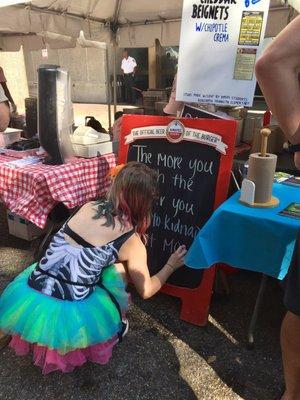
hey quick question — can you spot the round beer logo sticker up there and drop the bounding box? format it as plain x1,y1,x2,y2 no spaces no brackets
166,120,185,143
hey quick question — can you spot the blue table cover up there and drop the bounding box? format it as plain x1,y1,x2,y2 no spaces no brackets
185,184,300,280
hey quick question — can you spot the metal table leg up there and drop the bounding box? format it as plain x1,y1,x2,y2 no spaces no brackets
231,170,241,191
247,274,268,349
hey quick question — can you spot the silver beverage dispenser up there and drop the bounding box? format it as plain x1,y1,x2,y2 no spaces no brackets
38,65,74,165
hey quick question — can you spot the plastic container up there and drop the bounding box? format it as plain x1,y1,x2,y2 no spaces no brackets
72,141,113,158
0,128,22,148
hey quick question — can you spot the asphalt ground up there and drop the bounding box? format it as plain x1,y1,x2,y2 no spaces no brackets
0,204,285,400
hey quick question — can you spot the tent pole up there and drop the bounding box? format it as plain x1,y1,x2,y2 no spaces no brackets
112,0,122,117
113,41,117,116
105,44,112,132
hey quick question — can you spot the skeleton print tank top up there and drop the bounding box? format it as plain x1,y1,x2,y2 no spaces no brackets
28,222,134,301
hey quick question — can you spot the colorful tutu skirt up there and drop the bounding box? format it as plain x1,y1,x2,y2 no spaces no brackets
0,264,129,374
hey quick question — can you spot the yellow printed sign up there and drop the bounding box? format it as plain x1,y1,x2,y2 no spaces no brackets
239,11,264,46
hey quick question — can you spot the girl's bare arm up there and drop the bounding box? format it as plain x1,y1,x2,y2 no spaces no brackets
120,236,186,299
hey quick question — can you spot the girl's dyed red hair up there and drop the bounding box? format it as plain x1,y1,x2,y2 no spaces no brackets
108,162,158,237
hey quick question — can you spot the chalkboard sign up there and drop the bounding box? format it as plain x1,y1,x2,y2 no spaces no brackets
127,139,220,288
119,115,236,323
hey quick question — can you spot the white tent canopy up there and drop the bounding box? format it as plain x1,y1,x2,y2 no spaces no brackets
0,0,298,127
0,0,298,51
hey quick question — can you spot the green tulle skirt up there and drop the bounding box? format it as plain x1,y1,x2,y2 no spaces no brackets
0,263,129,355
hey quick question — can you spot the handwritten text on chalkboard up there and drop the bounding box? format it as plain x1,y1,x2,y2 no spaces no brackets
128,139,220,288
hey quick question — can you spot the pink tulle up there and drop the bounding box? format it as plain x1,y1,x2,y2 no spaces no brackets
10,334,119,374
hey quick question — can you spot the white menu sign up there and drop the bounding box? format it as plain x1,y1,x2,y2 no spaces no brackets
177,0,270,107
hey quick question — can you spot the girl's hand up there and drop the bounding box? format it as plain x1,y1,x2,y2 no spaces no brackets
167,245,187,271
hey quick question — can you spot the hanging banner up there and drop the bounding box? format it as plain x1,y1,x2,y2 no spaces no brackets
177,0,270,107
124,121,228,154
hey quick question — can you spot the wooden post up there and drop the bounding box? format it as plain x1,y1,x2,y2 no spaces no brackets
148,46,156,89
148,39,163,89
260,128,271,157
155,39,163,89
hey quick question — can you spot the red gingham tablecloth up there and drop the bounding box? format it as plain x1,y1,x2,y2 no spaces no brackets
0,153,116,228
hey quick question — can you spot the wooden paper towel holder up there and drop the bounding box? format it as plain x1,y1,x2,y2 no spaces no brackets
239,128,279,208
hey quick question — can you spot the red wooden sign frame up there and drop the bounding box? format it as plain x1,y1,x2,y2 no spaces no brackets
119,115,236,326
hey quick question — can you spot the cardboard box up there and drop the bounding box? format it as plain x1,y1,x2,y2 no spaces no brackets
242,117,262,143
143,89,168,100
7,211,44,241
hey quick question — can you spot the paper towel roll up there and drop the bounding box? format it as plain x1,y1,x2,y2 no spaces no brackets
247,153,277,203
